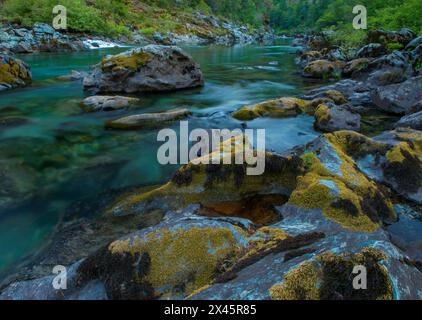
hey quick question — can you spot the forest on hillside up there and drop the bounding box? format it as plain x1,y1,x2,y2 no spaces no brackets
1,0,421,37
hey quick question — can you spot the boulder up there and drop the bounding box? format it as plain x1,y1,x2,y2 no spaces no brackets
83,45,204,94
81,95,139,112
356,43,386,58
105,108,191,130
371,76,422,114
0,54,32,91
302,59,341,79
342,58,370,77
395,110,422,131
314,103,361,132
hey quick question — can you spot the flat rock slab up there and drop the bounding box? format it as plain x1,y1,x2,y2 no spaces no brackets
105,108,191,130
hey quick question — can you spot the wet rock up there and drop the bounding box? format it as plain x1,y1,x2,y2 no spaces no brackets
314,103,361,132
295,51,322,67
371,76,422,114
231,97,309,121
367,29,416,47
0,54,32,91
105,108,191,130
83,45,204,94
302,59,341,79
342,58,371,77
395,110,422,131
356,43,386,58
81,95,139,112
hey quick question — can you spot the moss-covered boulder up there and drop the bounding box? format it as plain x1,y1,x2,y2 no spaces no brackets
108,136,304,217
231,97,309,121
302,59,342,79
83,45,204,94
74,213,292,299
269,248,393,300
0,54,32,91
289,131,396,232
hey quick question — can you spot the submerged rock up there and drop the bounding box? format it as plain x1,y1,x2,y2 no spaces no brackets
81,95,139,112
0,54,32,91
314,103,361,132
105,108,191,130
83,45,204,94
57,70,88,81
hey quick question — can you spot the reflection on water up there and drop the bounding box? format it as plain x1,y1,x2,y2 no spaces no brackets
0,41,319,276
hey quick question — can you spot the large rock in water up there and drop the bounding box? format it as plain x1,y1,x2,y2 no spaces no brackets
83,45,204,94
371,76,422,114
0,54,32,91
81,95,139,112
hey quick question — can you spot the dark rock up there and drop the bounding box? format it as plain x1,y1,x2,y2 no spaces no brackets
356,43,386,58
394,110,422,131
371,76,422,114
83,45,204,94
314,103,361,132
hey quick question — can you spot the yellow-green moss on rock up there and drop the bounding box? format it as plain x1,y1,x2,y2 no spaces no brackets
108,136,304,216
0,55,32,87
288,131,395,232
231,97,309,121
270,248,393,300
101,51,151,72
108,227,241,297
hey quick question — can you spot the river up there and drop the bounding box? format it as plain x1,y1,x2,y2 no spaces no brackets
0,40,321,277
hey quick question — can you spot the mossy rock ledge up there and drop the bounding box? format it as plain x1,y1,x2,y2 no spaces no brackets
83,45,204,94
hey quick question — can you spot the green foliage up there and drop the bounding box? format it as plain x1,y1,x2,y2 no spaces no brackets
270,0,422,34
1,0,421,37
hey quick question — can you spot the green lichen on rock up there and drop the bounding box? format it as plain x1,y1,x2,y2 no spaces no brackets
108,227,241,297
101,51,151,72
314,104,331,126
231,97,309,121
270,248,393,300
0,54,32,87
384,141,422,195
289,131,395,232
